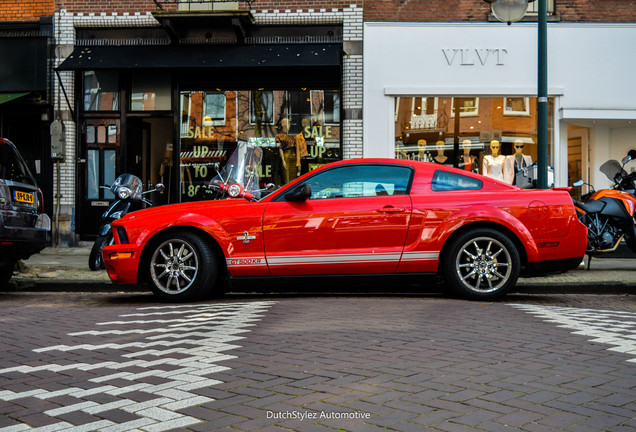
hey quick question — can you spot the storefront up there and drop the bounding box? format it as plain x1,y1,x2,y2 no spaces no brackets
364,22,636,193
0,18,53,217
57,15,344,239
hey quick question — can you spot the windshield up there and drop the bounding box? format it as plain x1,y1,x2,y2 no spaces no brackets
212,141,263,197
0,141,36,186
599,159,625,183
110,173,143,200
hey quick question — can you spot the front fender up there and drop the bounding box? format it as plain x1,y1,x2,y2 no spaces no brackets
434,206,540,263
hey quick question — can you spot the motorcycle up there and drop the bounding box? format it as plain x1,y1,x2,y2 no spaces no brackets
88,174,164,270
573,149,636,267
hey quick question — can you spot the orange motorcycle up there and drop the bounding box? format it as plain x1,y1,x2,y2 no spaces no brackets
573,150,636,264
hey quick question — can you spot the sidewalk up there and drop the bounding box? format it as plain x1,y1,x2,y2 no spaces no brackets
6,246,636,294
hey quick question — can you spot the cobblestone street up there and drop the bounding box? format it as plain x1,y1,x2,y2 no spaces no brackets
0,292,635,431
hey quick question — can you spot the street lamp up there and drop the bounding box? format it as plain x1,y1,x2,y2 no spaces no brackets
484,0,549,189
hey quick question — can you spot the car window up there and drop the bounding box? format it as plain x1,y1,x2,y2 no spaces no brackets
431,170,482,191
303,164,412,199
0,142,36,186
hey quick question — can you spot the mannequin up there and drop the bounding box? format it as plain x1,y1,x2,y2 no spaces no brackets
433,140,448,165
276,118,296,183
416,139,428,161
294,118,310,169
482,140,506,181
504,139,533,184
458,139,478,173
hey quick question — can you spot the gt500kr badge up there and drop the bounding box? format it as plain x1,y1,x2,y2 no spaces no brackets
237,231,256,244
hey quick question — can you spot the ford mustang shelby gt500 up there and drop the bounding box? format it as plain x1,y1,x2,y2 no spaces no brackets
103,159,586,301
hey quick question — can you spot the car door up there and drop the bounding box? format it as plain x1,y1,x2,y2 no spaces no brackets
262,163,413,275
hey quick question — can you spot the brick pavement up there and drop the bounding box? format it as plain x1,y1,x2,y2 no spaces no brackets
0,293,635,431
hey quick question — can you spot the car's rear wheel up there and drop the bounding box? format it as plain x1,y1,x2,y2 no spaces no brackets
443,228,520,300
146,231,217,302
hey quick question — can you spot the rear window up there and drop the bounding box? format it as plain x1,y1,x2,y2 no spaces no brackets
432,171,482,191
0,141,36,186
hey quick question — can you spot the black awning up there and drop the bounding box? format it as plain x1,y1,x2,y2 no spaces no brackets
57,43,342,70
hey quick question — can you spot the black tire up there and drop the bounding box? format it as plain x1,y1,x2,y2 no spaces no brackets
146,231,217,302
0,263,14,288
88,234,111,271
442,228,520,300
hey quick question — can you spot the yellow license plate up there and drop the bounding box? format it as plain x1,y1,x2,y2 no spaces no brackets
14,191,34,204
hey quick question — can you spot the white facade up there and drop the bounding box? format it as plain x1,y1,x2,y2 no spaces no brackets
364,22,636,187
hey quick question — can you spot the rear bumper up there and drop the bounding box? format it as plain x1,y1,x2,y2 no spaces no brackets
0,225,50,265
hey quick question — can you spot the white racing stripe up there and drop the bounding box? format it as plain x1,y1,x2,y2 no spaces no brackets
226,251,440,268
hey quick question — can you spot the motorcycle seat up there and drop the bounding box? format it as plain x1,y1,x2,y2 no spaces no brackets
577,198,605,214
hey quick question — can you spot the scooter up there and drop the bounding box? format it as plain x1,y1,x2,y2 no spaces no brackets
573,149,636,268
88,174,164,270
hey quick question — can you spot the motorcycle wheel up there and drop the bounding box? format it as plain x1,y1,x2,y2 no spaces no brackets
89,234,111,271
442,228,520,300
146,231,217,302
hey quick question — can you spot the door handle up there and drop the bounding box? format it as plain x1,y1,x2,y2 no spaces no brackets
376,206,405,213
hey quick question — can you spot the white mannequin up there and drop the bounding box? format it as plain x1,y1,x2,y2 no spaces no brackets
482,140,506,181
504,139,533,184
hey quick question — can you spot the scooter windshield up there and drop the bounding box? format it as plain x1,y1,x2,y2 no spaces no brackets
110,173,143,201
213,141,263,196
599,160,626,183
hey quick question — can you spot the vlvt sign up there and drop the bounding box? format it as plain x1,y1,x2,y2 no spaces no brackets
442,48,508,66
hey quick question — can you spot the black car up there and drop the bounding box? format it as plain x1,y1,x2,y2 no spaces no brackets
0,138,50,285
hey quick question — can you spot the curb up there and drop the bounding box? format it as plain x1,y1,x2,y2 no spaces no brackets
5,279,636,295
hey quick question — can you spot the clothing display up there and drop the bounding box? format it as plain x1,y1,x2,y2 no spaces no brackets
504,153,533,185
482,154,506,182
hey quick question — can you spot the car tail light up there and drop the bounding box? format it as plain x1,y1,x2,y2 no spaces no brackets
37,188,44,213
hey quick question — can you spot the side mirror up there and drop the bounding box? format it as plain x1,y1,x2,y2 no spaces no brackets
573,180,585,187
285,184,312,201
265,183,276,191
156,183,165,193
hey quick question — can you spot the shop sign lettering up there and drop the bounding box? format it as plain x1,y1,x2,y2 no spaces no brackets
304,125,332,139
188,126,216,139
442,48,507,66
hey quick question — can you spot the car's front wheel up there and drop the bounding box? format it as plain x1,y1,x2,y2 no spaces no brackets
443,228,520,300
146,231,217,302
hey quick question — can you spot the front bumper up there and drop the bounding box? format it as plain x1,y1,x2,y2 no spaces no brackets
102,244,141,284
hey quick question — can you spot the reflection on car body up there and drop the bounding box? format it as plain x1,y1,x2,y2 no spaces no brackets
103,158,587,302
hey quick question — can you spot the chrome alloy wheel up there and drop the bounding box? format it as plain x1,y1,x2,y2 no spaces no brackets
455,236,512,294
150,239,199,295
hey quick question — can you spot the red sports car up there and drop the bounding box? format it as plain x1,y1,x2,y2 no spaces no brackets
103,159,587,301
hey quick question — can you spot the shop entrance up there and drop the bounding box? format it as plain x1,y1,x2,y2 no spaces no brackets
79,117,173,239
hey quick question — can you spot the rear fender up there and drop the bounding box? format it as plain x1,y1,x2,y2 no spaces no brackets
434,206,540,263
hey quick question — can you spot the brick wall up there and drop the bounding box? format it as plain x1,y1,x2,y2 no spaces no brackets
364,0,636,22
0,0,53,21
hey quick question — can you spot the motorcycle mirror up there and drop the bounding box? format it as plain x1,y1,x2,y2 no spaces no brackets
213,162,220,173
156,183,165,193
573,180,585,187
265,183,276,191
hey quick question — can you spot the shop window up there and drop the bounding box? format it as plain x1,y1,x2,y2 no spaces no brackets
321,90,341,124
250,90,274,124
179,88,342,202
131,72,171,111
393,95,554,187
84,71,119,111
203,92,226,126
504,97,530,116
